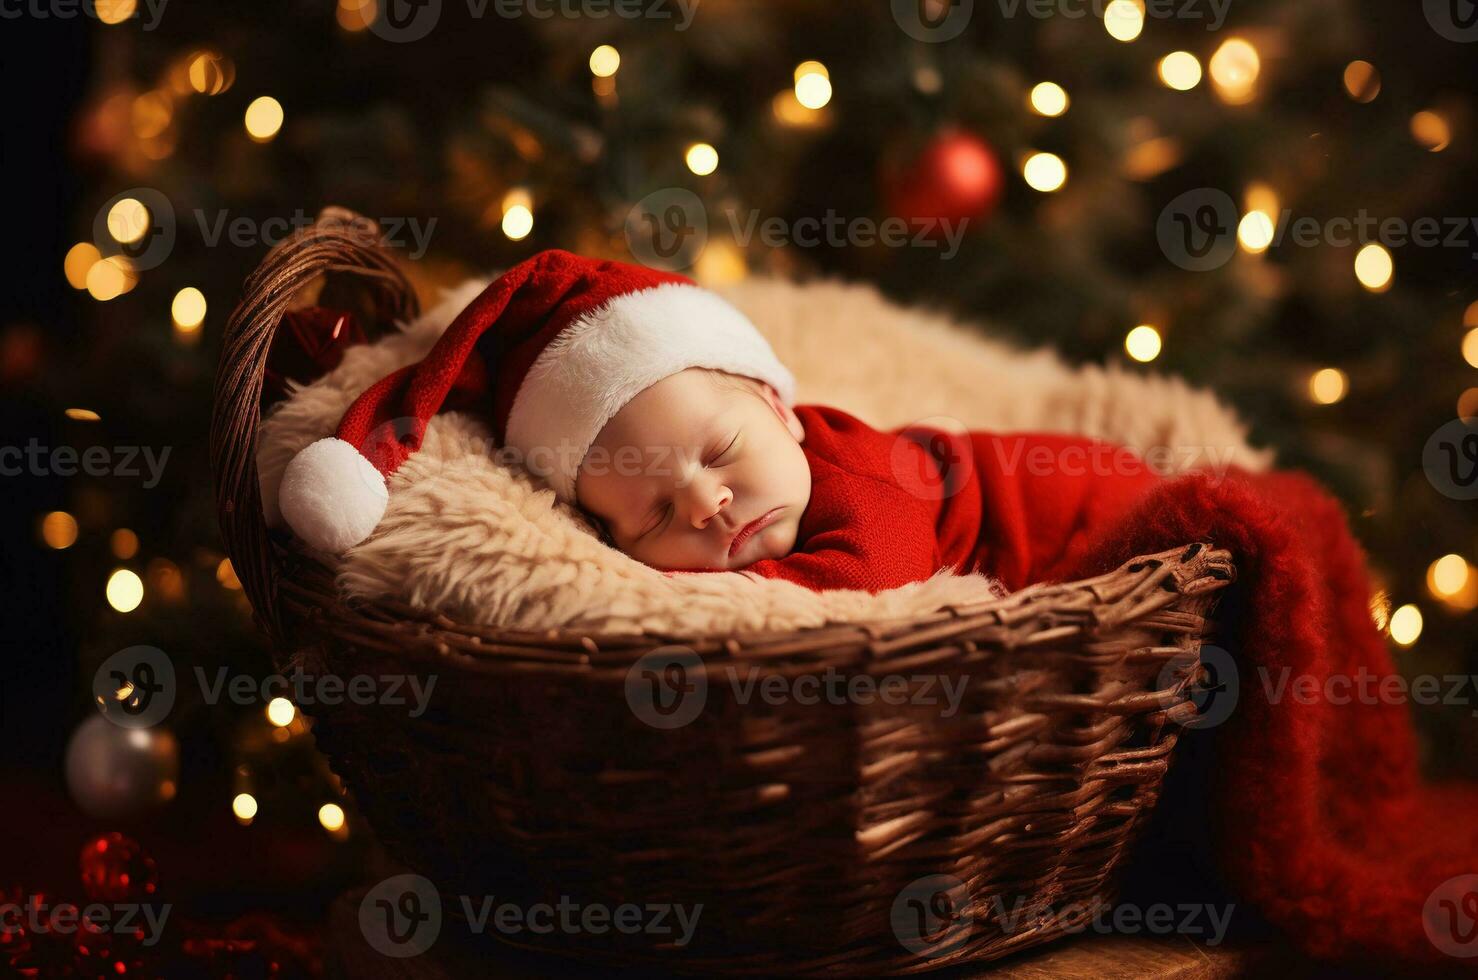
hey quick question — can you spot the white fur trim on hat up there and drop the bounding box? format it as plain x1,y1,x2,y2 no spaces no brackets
278,437,389,552
503,282,795,502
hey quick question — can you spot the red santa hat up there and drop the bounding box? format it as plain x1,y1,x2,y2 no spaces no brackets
277,249,796,552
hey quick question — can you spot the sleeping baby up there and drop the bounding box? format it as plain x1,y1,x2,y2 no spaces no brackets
279,250,1165,594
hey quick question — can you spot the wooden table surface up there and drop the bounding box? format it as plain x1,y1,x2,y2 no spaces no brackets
324,887,1323,980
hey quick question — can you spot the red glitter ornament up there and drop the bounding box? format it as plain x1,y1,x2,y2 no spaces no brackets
79,833,158,904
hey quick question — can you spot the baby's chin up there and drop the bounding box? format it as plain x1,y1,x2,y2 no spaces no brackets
728,515,799,568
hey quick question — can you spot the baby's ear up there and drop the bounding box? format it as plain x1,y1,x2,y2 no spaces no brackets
760,382,804,442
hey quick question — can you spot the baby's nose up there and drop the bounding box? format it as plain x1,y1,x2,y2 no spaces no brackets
689,481,734,529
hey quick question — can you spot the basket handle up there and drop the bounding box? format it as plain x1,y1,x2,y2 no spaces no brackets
209,207,421,644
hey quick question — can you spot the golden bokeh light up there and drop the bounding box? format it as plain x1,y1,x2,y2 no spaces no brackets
1125,324,1162,363
1342,60,1380,103
107,198,150,245
1308,367,1348,405
172,287,207,333
1463,327,1478,369
1388,603,1422,646
85,256,138,302
244,96,284,142
96,0,136,24
1029,82,1069,117
111,528,139,559
1427,554,1471,598
1209,38,1260,105
685,142,719,176
232,793,258,824
1410,110,1451,152
336,0,376,31
1158,51,1202,91
1103,0,1144,41
1354,243,1393,292
267,698,296,728
318,802,347,832
1022,152,1067,192
216,558,242,590
187,51,235,95
106,568,145,613
41,511,79,550
589,44,620,78
794,70,833,110
64,242,102,290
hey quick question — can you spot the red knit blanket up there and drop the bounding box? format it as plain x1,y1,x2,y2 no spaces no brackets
1049,465,1478,970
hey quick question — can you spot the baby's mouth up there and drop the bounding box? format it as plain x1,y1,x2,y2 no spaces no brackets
728,508,781,557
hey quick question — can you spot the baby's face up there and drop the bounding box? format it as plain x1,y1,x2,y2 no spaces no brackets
575,368,810,571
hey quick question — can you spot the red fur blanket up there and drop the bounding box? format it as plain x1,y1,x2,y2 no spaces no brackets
1052,465,1478,970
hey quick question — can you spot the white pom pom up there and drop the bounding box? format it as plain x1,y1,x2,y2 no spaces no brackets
278,438,388,552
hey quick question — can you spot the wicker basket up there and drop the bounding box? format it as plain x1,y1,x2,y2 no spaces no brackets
210,209,1237,976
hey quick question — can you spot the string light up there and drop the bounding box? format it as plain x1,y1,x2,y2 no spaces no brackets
1022,152,1067,192
336,0,376,32
1124,324,1162,362
1209,38,1259,105
85,256,138,302
64,242,101,290
794,61,832,110
41,511,79,550
267,698,296,727
318,803,347,833
1158,51,1202,90
500,188,534,241
106,568,145,613
1342,61,1380,103
232,793,258,824
216,558,242,590
65,407,101,421
107,198,150,245
1428,554,1471,598
1354,243,1393,292
186,50,235,95
95,0,136,24
685,142,719,176
1410,110,1451,152
589,44,620,78
1388,603,1422,646
1462,327,1478,369
1029,82,1069,117
111,529,140,559
172,287,207,335
1103,0,1144,42
1308,367,1348,405
244,96,284,142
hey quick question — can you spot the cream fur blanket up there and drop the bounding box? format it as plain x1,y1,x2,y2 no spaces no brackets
257,275,1273,635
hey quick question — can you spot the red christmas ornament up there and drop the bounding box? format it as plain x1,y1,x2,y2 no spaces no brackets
882,128,1005,225
79,833,158,904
